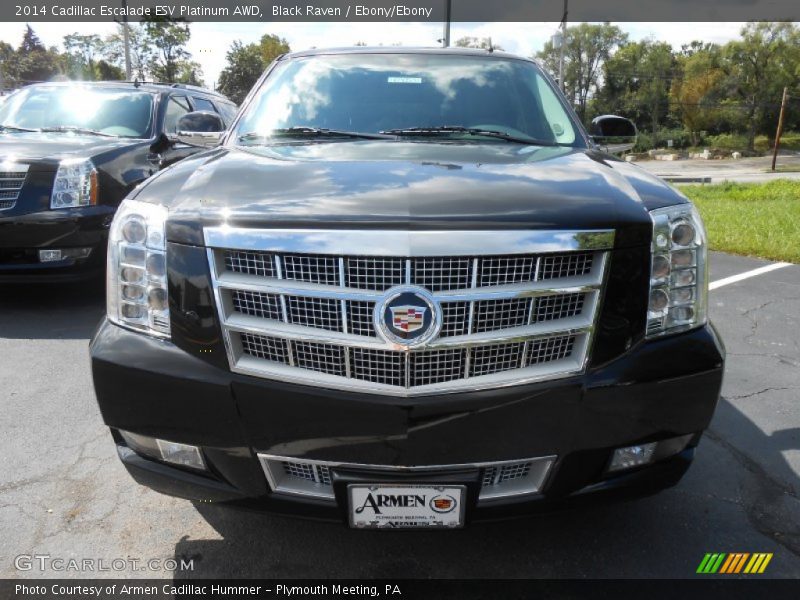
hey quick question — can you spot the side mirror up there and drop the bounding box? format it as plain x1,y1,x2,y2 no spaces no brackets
173,111,225,148
590,115,637,154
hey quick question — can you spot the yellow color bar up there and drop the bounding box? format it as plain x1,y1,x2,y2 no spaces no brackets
758,554,773,574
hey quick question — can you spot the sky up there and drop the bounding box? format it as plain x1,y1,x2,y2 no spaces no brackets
0,21,747,88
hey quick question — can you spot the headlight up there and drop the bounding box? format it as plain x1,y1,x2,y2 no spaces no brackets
50,158,98,208
647,203,708,338
107,199,170,338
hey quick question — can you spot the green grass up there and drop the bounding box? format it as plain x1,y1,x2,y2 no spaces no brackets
678,180,800,263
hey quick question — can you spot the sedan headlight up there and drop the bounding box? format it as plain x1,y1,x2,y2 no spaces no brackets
107,199,170,338
647,203,708,337
50,158,98,208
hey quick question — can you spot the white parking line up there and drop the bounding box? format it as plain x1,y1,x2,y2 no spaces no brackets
710,262,793,290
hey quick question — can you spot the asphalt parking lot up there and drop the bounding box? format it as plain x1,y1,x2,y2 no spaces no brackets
1,251,798,579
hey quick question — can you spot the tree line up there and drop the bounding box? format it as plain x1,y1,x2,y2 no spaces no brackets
0,22,204,89
3,22,798,152
537,21,800,151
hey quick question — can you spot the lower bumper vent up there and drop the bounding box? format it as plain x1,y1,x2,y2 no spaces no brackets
259,454,555,505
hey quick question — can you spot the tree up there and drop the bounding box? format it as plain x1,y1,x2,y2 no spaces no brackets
95,60,125,81
63,33,103,80
217,34,290,103
721,21,800,151
454,37,504,51
142,18,191,82
174,61,205,86
670,46,725,146
105,23,154,81
596,40,676,140
537,23,627,121
3,25,63,85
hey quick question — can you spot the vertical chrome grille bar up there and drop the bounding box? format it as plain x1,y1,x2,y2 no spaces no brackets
405,259,411,285
338,257,351,377
274,255,295,367
464,258,480,378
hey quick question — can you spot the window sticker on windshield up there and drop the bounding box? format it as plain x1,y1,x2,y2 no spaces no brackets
388,77,422,84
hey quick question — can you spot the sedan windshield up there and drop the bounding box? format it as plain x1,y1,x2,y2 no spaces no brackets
233,53,581,146
0,86,154,138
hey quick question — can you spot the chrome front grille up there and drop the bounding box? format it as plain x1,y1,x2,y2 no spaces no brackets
226,250,595,290
260,454,556,504
0,164,29,210
207,229,612,396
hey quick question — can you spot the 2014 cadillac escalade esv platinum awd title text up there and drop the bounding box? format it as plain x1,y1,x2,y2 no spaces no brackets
90,48,725,528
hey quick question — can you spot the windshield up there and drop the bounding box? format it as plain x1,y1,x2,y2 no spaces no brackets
0,86,154,138
233,53,581,146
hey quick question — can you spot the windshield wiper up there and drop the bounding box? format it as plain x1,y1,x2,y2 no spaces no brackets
380,126,557,146
238,126,395,142
0,124,38,133
38,126,116,137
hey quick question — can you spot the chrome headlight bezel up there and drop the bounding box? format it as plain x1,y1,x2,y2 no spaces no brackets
107,199,170,339
50,158,98,209
647,203,708,338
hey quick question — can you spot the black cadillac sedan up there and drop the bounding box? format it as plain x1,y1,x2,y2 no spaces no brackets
0,81,236,282
90,48,725,528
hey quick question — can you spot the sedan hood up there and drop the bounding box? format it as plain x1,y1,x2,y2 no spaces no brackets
142,141,681,248
0,131,138,165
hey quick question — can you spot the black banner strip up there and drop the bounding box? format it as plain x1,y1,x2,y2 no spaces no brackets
4,0,800,23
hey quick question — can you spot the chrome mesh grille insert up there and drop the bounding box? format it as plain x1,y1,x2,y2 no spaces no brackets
0,166,29,211
292,340,346,376
209,229,611,396
534,292,585,322
347,300,377,337
482,461,532,486
440,301,470,337
470,342,527,377
346,257,405,290
240,333,287,363
479,255,537,286
473,298,531,333
286,295,341,332
261,455,555,504
231,290,282,321
412,257,473,291
410,348,467,387
539,251,593,280
528,335,575,364
350,348,405,387
282,254,339,285
225,250,275,277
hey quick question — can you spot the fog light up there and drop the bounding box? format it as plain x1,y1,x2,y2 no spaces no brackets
39,249,63,262
609,442,657,472
156,439,206,470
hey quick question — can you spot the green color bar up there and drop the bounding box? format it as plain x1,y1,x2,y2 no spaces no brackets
710,553,727,573
696,554,714,573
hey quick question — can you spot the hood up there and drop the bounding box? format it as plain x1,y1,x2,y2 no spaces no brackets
141,141,680,248
0,131,140,165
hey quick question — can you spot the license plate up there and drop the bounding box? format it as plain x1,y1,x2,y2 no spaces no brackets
348,484,465,529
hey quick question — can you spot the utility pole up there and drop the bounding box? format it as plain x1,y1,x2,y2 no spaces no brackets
558,0,568,92
771,87,788,172
122,0,132,80
442,0,451,48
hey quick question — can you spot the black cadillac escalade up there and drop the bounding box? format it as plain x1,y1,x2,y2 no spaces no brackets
0,81,236,282
90,48,725,528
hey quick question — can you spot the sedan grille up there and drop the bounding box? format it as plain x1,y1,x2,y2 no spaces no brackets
208,229,611,396
0,164,29,211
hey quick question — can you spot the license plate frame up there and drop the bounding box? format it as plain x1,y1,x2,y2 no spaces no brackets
348,484,466,529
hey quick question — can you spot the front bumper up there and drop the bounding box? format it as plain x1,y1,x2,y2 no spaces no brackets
90,319,725,523
0,205,115,282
